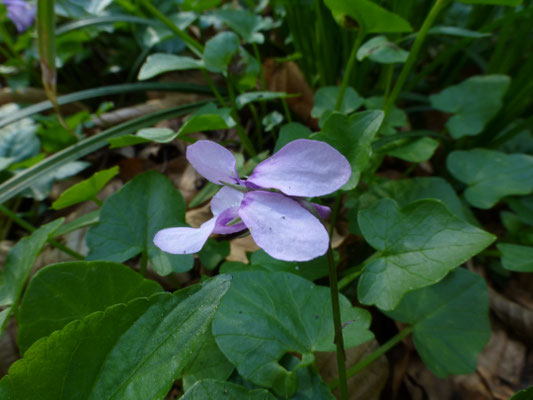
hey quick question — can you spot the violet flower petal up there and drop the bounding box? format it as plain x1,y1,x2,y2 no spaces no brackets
238,191,329,261
247,139,351,197
312,203,331,219
154,217,217,254
3,0,35,32
211,186,244,215
186,140,239,185
212,207,246,234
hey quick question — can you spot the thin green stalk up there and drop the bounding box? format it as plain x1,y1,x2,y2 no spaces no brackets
0,204,84,260
335,27,366,111
281,99,292,123
252,42,268,118
226,79,256,156
327,245,348,400
330,326,414,389
201,70,228,108
91,196,103,207
248,103,263,150
140,250,148,277
338,252,380,290
383,0,452,116
328,191,343,238
139,0,204,57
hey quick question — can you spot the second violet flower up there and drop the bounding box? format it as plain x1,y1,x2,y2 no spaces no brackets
154,139,351,261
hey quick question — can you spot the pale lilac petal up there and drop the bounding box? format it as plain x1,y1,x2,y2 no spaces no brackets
238,191,329,261
247,139,351,197
211,186,244,215
186,140,239,185
213,207,247,234
154,218,217,254
312,203,331,219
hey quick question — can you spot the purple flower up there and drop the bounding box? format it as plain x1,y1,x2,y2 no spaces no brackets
2,0,36,32
154,139,351,261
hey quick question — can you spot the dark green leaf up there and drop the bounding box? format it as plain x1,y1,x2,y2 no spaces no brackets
178,103,236,136
210,8,272,44
274,123,312,153
203,31,240,74
86,171,194,275
311,86,364,125
429,75,510,139
428,26,491,38
262,111,284,132
357,198,495,310
447,149,533,209
0,276,231,400
363,96,407,135
497,243,533,272
236,91,294,110
198,239,230,270
181,379,276,399
108,135,151,149
138,53,203,80
357,36,409,64
386,268,490,377
54,210,100,237
458,0,521,5
510,386,533,400
0,104,39,171
213,271,372,397
17,261,162,353
381,136,439,162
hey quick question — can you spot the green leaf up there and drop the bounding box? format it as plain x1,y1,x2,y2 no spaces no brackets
428,26,491,38
107,135,151,149
274,123,312,153
315,111,384,190
311,86,364,126
198,239,230,270
363,96,407,135
323,0,412,33
236,91,294,110
137,128,177,143
262,111,284,132
212,271,373,398
0,219,63,336
381,136,439,162
511,386,533,400
458,0,521,5
182,334,234,391
357,35,409,64
497,243,533,272
86,171,194,275
203,31,240,74
17,261,162,353
178,103,236,136
54,210,100,237
357,198,495,310
52,166,119,209
0,276,231,400
507,196,533,226
210,8,273,44
447,149,533,209
138,53,203,80
182,0,221,11
181,379,276,399
386,268,490,377
429,75,510,139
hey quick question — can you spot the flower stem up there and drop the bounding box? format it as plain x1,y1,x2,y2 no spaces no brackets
327,244,348,400
226,78,257,156
383,0,452,116
335,27,366,111
329,325,414,389
0,204,84,260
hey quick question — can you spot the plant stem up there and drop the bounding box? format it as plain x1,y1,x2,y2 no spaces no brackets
328,191,343,238
140,250,148,277
335,27,366,111
327,244,348,400
338,252,381,290
0,204,84,260
226,79,257,156
383,0,452,116
139,0,204,58
330,325,414,389
201,70,228,108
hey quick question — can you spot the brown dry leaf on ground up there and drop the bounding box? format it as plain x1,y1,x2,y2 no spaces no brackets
316,339,389,400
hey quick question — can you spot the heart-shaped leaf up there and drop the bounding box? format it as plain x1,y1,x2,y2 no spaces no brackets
274,123,312,153
497,243,533,272
0,219,63,336
357,198,495,310
203,31,240,74
429,75,510,139
181,379,276,399
386,268,490,377
311,86,364,126
447,149,533,209
138,53,203,80
316,111,384,190
86,171,194,275
212,271,373,397
178,103,236,137
17,261,163,353
210,8,274,44
380,136,439,162
0,275,231,400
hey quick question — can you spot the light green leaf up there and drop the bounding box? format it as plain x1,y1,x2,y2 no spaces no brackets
213,271,373,398
107,135,151,149
447,149,533,209
181,379,276,399
233,47,260,91
17,261,162,353
182,334,234,391
357,35,409,64
429,26,491,38
274,123,312,153
0,276,231,400
311,86,364,126
0,219,63,337
315,111,384,190
381,136,439,162
429,75,510,139
363,96,407,135
137,127,177,143
458,0,521,5
497,243,533,272
357,198,495,310
386,268,490,377
324,0,412,33
262,111,284,132
52,166,119,209
24,161,89,201
198,239,230,270
236,91,293,110
178,103,236,136
138,53,203,81
203,31,240,74
510,386,533,400
54,210,100,237
210,8,272,44
86,171,194,275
